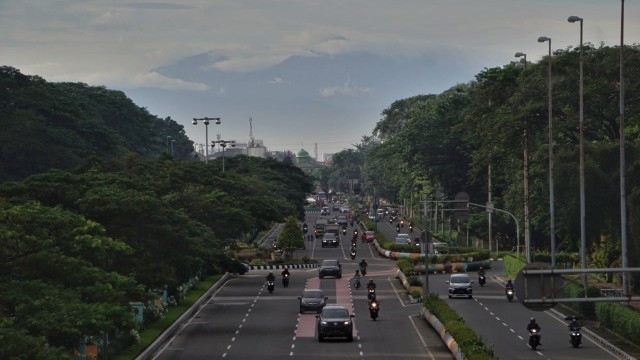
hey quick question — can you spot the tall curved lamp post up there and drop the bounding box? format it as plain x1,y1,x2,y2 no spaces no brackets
568,15,587,288
192,117,221,164
538,36,555,266
515,51,529,261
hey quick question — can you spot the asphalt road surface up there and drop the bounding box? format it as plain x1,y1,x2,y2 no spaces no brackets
151,210,453,359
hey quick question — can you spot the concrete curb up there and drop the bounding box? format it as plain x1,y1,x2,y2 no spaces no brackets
420,307,465,360
249,263,319,270
397,270,464,359
547,308,637,360
135,273,230,360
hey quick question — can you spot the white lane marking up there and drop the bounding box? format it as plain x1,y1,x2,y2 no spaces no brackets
409,315,437,360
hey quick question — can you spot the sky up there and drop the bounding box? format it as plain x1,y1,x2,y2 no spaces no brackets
2,0,639,156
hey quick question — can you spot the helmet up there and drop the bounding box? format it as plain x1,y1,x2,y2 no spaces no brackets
530,317,536,322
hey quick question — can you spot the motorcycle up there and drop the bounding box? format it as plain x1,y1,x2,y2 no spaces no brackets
369,300,379,320
282,274,290,288
400,220,404,228
396,225,400,233
354,278,361,290
267,280,275,293
360,267,367,277
566,316,582,348
506,288,514,302
528,329,541,350
479,274,486,286
389,217,394,224
342,227,347,235
367,288,376,300
350,249,357,260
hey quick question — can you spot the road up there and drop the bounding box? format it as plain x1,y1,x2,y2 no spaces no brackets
374,214,626,360
150,210,453,359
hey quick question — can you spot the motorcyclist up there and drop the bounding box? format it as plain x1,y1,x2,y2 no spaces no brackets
505,279,514,290
367,279,376,290
396,223,400,233
302,222,308,233
527,317,542,344
266,272,275,282
359,259,368,271
568,316,581,331
353,270,361,289
478,266,486,277
281,267,290,278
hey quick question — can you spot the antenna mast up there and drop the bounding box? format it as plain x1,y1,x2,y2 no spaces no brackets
249,117,255,147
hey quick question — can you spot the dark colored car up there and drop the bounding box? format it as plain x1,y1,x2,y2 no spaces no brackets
299,289,328,313
321,233,339,248
316,305,354,342
319,259,342,279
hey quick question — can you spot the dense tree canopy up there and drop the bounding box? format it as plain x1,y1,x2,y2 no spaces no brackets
0,65,314,357
326,44,640,287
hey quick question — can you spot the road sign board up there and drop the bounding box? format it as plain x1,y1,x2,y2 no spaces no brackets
514,262,563,311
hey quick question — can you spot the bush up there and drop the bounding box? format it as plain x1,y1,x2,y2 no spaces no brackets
423,293,493,359
596,302,640,341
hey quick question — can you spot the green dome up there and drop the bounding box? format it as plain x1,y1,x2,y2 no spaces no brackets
297,148,310,158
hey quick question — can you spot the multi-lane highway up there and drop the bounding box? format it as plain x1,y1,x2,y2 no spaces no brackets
149,210,626,359
374,216,627,360
150,211,453,359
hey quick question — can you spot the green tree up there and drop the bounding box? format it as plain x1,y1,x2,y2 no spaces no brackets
277,216,304,259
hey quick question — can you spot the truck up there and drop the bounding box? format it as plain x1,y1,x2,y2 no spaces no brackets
324,224,341,244
314,218,328,237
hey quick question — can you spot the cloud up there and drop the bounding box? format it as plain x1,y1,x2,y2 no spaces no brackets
267,77,289,84
319,80,370,97
131,71,209,90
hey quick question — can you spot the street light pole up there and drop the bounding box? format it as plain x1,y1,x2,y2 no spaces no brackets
192,117,221,164
538,36,556,267
515,51,529,261
568,15,587,289
620,0,629,296
166,136,171,154
171,139,176,157
212,138,236,172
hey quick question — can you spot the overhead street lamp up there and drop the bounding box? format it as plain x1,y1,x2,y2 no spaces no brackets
514,52,527,69
538,36,556,267
192,117,221,164
568,15,587,288
515,51,530,262
619,0,629,296
212,138,236,172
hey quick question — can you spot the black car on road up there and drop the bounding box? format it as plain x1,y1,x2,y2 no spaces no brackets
299,289,328,313
318,259,342,278
316,305,354,342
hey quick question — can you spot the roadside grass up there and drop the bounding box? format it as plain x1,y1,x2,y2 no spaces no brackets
114,275,222,360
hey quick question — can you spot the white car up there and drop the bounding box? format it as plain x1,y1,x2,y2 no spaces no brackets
447,273,473,299
395,234,411,244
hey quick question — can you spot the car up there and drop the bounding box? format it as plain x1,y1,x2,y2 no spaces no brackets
316,305,354,342
299,289,328,313
332,203,341,211
340,206,350,213
447,273,473,299
321,233,339,248
320,207,330,216
362,231,375,243
394,234,411,244
319,259,342,278
336,215,348,226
